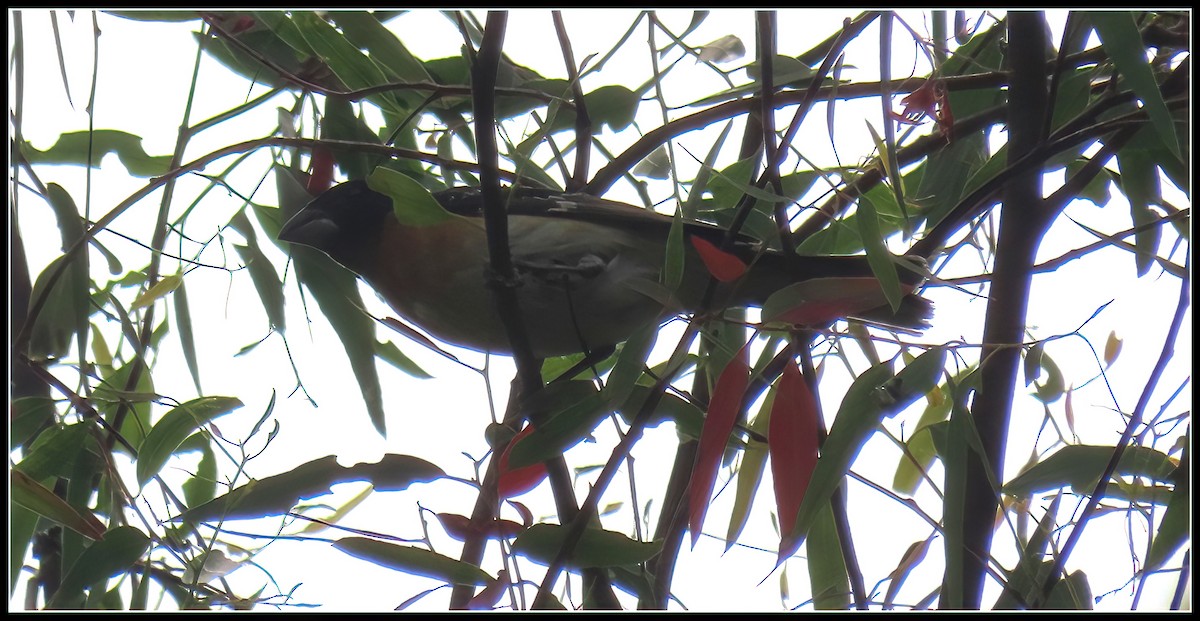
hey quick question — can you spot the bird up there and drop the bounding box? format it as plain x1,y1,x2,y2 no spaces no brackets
277,179,932,358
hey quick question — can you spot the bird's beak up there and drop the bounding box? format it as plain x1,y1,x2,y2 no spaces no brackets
277,208,336,249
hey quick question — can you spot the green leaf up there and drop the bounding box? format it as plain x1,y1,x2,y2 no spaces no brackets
855,195,903,312
136,396,244,488
233,241,286,330
375,340,434,379
10,469,107,541
278,168,388,436
333,537,492,586
995,493,1061,609
10,503,39,595
725,389,772,549
49,526,150,609
1031,350,1065,403
599,324,657,407
176,454,445,522
289,12,405,116
785,347,945,550
892,385,952,494
708,156,788,209
333,12,433,107
20,130,172,177
1003,444,1177,498
1044,570,1093,610
938,370,983,609
27,252,91,360
181,433,219,509
807,502,850,610
130,272,182,310
617,385,706,439
1145,439,1188,570
509,392,607,469
172,279,203,394
1114,147,1162,276
9,396,57,451
15,421,100,481
368,167,454,226
1065,159,1113,207
1090,12,1181,158
581,84,639,132
512,523,661,568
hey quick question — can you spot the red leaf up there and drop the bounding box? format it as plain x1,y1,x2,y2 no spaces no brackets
506,500,534,527
892,78,952,140
435,512,477,541
769,362,820,561
498,425,549,498
688,342,751,547
690,235,748,282
436,513,527,542
306,147,335,195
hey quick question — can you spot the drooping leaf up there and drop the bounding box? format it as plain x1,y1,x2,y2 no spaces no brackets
10,469,107,541
892,384,952,495
1090,12,1181,158
806,502,849,610
1145,440,1188,571
855,195,903,312
497,425,550,499
278,168,388,436
172,279,203,394
16,422,99,482
289,12,407,116
770,362,819,561
688,342,751,547
27,253,91,360
725,393,772,550
233,241,286,330
884,533,936,609
508,392,607,469
1114,147,1162,276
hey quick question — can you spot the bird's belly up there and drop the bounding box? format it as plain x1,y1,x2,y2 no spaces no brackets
373,265,669,358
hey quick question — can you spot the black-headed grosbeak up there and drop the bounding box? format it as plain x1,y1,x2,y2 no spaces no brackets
278,179,931,358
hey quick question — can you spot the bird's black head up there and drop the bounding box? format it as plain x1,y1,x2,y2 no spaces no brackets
278,179,394,274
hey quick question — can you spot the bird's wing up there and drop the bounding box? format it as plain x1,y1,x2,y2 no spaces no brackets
433,186,755,247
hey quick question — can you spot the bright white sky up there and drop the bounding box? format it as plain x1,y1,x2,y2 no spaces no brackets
10,9,1190,611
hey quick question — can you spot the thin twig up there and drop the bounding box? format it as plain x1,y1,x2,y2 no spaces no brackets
552,11,591,192
1033,255,1190,607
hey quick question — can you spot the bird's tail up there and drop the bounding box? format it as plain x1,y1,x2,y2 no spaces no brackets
733,252,933,332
